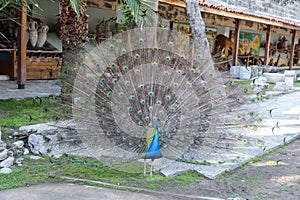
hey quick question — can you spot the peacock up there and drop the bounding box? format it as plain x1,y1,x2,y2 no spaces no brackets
49,27,264,176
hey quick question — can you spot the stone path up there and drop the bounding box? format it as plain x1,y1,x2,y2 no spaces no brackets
154,90,300,178
0,80,60,100
0,182,225,200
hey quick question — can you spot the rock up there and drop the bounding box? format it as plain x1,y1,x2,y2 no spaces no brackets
29,155,42,160
15,157,24,165
284,70,296,89
28,132,88,157
12,131,28,139
13,140,24,149
253,77,268,86
263,73,285,83
250,77,269,95
7,150,13,157
7,143,23,156
273,82,290,91
23,148,29,155
263,65,285,73
285,76,294,89
250,65,258,78
230,66,240,78
284,70,296,81
239,66,251,80
19,123,57,134
0,167,12,174
0,157,14,168
0,149,8,161
12,132,19,137
28,134,47,154
258,66,263,76
0,140,6,151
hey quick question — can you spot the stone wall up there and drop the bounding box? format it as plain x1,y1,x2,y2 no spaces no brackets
206,0,300,23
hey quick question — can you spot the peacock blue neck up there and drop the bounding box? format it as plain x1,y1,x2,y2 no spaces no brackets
145,128,162,159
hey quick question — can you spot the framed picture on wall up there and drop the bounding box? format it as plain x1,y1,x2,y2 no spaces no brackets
230,31,261,56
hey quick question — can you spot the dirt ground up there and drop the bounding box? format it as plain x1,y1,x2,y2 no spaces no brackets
164,138,300,200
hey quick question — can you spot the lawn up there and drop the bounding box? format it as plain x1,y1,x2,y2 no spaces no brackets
0,154,204,191
232,80,300,95
0,97,63,129
0,96,204,191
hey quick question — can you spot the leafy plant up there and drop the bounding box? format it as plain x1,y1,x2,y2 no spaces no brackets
118,0,157,29
0,0,39,39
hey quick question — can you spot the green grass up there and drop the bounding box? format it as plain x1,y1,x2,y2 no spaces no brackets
55,155,204,189
0,157,56,190
233,80,300,95
0,97,63,128
233,80,277,95
0,154,205,191
294,81,300,87
230,80,254,95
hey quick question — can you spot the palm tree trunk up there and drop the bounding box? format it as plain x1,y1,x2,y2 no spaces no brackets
59,0,88,103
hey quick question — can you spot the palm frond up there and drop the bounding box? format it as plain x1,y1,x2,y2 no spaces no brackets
0,0,40,40
122,0,158,27
70,0,81,16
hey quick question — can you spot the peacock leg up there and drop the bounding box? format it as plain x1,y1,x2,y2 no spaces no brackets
150,158,154,177
144,158,147,177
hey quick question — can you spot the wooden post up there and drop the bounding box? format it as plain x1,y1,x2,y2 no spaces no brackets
233,19,241,66
12,43,17,80
289,29,296,70
17,0,27,89
264,25,272,65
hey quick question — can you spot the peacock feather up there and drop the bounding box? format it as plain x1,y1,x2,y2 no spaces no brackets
47,27,265,174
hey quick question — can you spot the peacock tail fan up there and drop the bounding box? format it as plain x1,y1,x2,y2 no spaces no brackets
44,27,266,174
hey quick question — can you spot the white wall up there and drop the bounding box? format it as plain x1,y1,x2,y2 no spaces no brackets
32,0,115,33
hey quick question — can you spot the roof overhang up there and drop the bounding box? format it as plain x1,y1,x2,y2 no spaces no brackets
159,0,300,30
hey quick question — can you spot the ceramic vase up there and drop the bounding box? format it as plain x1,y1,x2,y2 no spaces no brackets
37,25,49,48
28,21,38,47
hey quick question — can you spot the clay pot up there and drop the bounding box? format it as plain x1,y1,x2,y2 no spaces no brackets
37,25,49,48
28,21,38,47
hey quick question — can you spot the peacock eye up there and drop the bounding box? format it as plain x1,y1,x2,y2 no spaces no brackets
135,54,141,60
111,63,116,69
152,62,158,67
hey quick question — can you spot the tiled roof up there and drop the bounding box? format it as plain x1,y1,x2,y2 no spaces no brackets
159,0,300,29
199,1,300,28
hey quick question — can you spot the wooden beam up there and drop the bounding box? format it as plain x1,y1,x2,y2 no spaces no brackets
289,29,297,70
233,19,241,66
264,25,272,65
17,0,27,89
